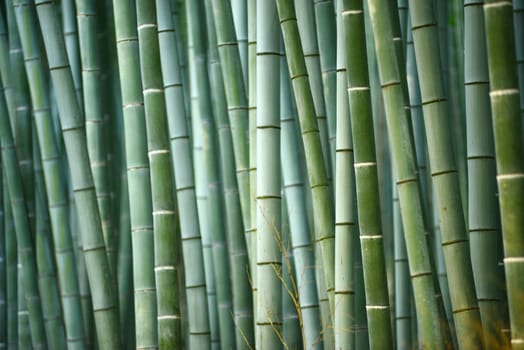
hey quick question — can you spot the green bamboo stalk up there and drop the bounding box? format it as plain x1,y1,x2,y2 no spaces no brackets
156,0,211,348
465,2,509,348
4,176,17,349
514,0,524,124
231,0,248,88
136,0,183,347
281,53,322,350
34,1,120,347
256,1,282,346
0,74,47,349
275,0,335,319
334,0,355,348
61,0,83,111
484,1,524,348
393,180,412,349
33,141,67,350
342,1,394,348
209,0,252,257
75,0,115,278
12,1,88,347
0,162,5,350
116,169,132,342
6,2,35,238
366,0,445,346
187,17,221,349
314,0,337,172
294,0,332,181
205,1,254,348
17,254,31,349
71,193,94,348
112,0,158,347
0,12,15,123
441,0,468,225
187,1,236,348
408,1,484,347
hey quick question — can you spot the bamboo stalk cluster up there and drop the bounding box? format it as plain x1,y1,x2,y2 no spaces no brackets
0,0,522,349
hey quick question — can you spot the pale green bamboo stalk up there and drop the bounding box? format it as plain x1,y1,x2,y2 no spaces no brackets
231,0,248,89
366,0,445,346
205,2,254,348
247,0,258,320
0,75,47,349
75,0,115,278
280,201,301,350
209,0,252,257
334,0,355,348
294,0,332,181
276,0,335,320
342,1,394,348
409,1,484,348
484,1,524,348
112,0,158,347
34,142,67,350
465,4,509,347
11,1,88,347
187,1,236,348
187,19,221,349
314,0,337,172
256,1,282,348
156,0,211,348
4,176,17,349
34,1,120,347
281,53,322,350
61,0,83,111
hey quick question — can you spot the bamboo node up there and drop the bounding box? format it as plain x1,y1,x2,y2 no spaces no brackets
490,88,519,97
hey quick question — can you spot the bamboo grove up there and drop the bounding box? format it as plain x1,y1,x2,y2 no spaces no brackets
0,0,523,349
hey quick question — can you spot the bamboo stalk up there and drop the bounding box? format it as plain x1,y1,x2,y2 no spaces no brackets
34,1,120,347
75,0,115,279
334,0,355,348
484,1,524,348
314,0,337,173
4,175,18,349
156,0,212,348
0,73,47,349
366,0,445,346
281,54,322,350
187,13,221,349
11,1,88,347
34,141,67,349
61,0,83,111
112,0,158,347
187,1,236,348
0,160,6,349
256,0,282,347
135,1,182,347
342,1,394,348
205,1,254,348
295,0,333,181
276,0,335,319
408,1,484,347
465,1,509,348
209,0,252,258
